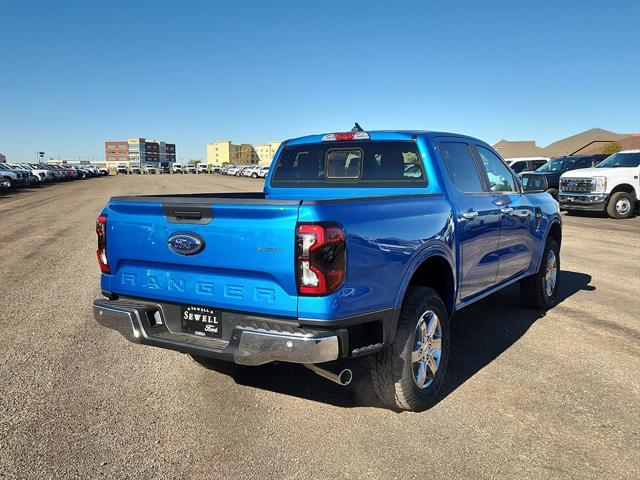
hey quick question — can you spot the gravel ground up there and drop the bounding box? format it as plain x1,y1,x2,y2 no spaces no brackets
1,174,639,480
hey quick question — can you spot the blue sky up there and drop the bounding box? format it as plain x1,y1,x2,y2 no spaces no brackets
0,0,638,162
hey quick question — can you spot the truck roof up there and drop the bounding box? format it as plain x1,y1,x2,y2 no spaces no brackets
285,130,484,146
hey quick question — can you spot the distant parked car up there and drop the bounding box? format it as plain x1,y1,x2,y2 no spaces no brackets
506,157,550,174
210,164,222,174
0,163,30,187
130,165,141,174
99,167,109,176
257,166,270,178
85,166,100,177
116,165,128,175
144,165,157,175
159,164,171,174
241,165,259,178
69,166,85,179
10,164,36,180
37,164,61,181
185,165,197,174
197,164,209,174
10,163,45,183
172,164,184,174
523,154,609,200
221,164,238,175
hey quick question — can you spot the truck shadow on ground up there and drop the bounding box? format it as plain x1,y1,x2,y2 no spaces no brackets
203,270,593,410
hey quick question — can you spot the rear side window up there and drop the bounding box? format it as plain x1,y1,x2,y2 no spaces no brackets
573,157,592,169
438,142,484,193
510,161,527,173
270,141,426,188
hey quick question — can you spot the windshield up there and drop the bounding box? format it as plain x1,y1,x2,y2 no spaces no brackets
596,152,640,168
535,158,569,172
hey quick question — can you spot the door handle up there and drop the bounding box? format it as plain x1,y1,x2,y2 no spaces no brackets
500,207,514,215
460,210,479,220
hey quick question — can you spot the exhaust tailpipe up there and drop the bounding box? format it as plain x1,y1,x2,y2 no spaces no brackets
305,364,352,386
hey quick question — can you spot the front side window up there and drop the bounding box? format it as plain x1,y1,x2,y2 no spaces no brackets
533,160,547,169
476,146,517,192
438,142,484,193
270,141,426,187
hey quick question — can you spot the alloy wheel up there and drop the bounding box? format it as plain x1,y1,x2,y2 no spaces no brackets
544,249,558,297
411,310,442,389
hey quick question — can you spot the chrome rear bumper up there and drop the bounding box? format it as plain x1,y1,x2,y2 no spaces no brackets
93,298,340,366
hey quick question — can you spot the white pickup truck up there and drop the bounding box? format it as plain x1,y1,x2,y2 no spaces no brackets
559,150,640,219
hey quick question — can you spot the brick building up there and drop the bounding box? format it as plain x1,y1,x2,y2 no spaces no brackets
105,138,176,171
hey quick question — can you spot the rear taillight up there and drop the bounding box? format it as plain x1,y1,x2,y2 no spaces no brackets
296,223,346,295
96,214,110,274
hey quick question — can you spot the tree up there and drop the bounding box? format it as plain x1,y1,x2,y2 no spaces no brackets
601,142,622,155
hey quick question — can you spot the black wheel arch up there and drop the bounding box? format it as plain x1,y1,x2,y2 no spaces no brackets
390,252,455,344
547,220,562,249
609,183,637,200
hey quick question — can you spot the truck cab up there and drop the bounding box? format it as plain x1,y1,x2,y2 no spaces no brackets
560,150,640,218
93,128,561,411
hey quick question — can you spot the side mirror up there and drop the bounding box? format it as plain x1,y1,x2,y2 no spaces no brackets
521,173,548,193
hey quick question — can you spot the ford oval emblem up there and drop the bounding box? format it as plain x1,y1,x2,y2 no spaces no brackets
167,232,205,255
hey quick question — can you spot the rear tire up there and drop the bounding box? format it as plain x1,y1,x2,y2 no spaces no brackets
369,286,450,412
606,191,635,219
520,237,560,309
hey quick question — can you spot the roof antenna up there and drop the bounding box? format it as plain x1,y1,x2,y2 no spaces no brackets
351,122,364,132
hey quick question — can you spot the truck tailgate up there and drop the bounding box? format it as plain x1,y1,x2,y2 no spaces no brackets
103,196,300,317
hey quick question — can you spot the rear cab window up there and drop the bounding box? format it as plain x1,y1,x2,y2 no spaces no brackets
270,141,426,188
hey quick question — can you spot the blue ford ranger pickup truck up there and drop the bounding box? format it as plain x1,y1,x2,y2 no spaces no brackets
93,127,561,411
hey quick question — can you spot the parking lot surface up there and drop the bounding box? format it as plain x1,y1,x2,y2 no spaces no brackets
1,175,639,479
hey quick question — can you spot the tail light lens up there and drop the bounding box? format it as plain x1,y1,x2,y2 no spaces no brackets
96,214,110,273
296,223,346,295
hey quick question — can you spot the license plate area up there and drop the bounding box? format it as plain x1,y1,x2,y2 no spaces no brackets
181,305,222,338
